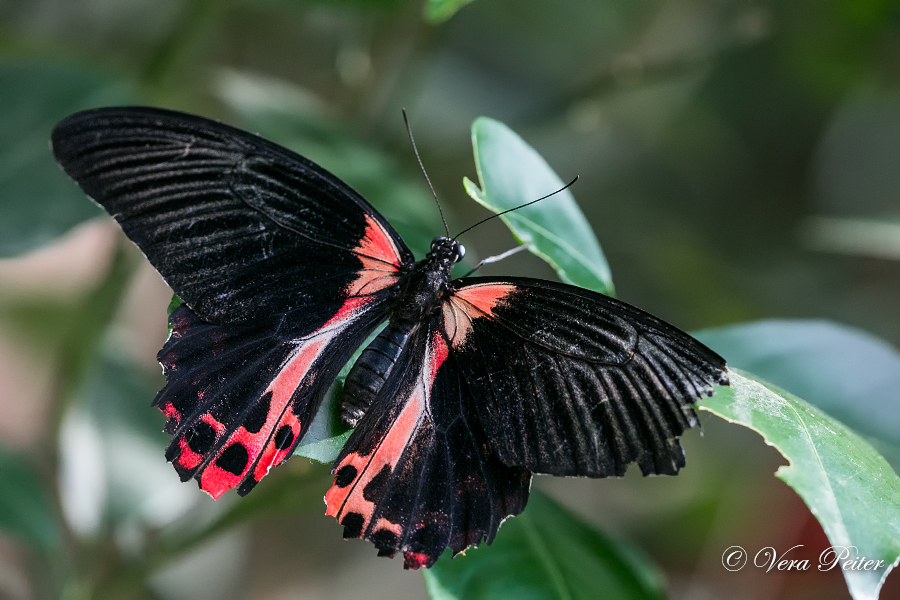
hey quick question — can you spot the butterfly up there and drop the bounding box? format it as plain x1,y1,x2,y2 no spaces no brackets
52,107,728,569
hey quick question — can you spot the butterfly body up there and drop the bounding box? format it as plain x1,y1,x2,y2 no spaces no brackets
51,107,728,569
342,236,465,427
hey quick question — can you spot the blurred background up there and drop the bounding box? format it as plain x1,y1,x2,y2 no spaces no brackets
1,0,899,599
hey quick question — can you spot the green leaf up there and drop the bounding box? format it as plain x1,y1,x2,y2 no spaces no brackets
0,62,134,257
424,490,666,600
166,294,184,335
0,447,59,550
424,0,476,23
166,294,185,315
465,117,614,296
294,429,352,464
694,320,900,449
292,370,353,463
700,370,900,600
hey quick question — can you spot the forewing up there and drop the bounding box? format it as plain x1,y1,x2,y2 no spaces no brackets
51,106,412,325
159,296,390,498
325,320,531,569
444,276,729,478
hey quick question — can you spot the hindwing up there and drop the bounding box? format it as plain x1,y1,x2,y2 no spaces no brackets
159,298,391,497
325,319,531,569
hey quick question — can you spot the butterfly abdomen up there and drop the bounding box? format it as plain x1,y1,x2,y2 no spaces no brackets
342,320,417,427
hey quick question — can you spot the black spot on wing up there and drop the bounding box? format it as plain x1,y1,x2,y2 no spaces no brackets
334,464,358,488
243,391,272,434
363,465,391,502
186,422,216,454
371,529,399,557
342,512,365,538
216,444,249,475
274,425,295,450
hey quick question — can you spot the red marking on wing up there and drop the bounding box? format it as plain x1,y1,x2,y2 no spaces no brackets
324,295,370,327
175,413,225,472
403,552,430,570
444,283,516,348
359,214,403,267
428,329,449,381
324,381,425,525
199,460,242,499
325,332,448,540
191,294,375,499
453,283,516,317
176,441,203,471
160,401,180,422
345,215,404,298
375,518,402,537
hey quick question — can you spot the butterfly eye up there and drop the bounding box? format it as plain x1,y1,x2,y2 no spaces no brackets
431,236,450,254
455,244,466,262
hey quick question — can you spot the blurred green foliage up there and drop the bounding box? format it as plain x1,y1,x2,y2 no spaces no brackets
0,64,132,257
1,0,900,599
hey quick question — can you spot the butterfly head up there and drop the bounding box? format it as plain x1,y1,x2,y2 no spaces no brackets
429,236,466,265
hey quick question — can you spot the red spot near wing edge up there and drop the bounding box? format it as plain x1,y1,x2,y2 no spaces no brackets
403,552,431,570
199,462,242,499
160,401,180,421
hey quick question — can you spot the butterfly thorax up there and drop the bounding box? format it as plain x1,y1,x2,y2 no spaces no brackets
393,236,465,322
340,236,464,426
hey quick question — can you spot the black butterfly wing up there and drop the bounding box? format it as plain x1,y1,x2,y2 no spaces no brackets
52,107,414,496
442,277,729,478
51,106,413,324
325,319,532,569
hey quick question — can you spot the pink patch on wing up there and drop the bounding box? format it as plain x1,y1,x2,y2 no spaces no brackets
358,214,403,267
325,332,447,536
453,283,516,317
345,215,404,298
443,283,516,347
324,382,425,527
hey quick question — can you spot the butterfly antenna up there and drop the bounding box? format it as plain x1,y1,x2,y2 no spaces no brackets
454,175,579,239
403,108,450,237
